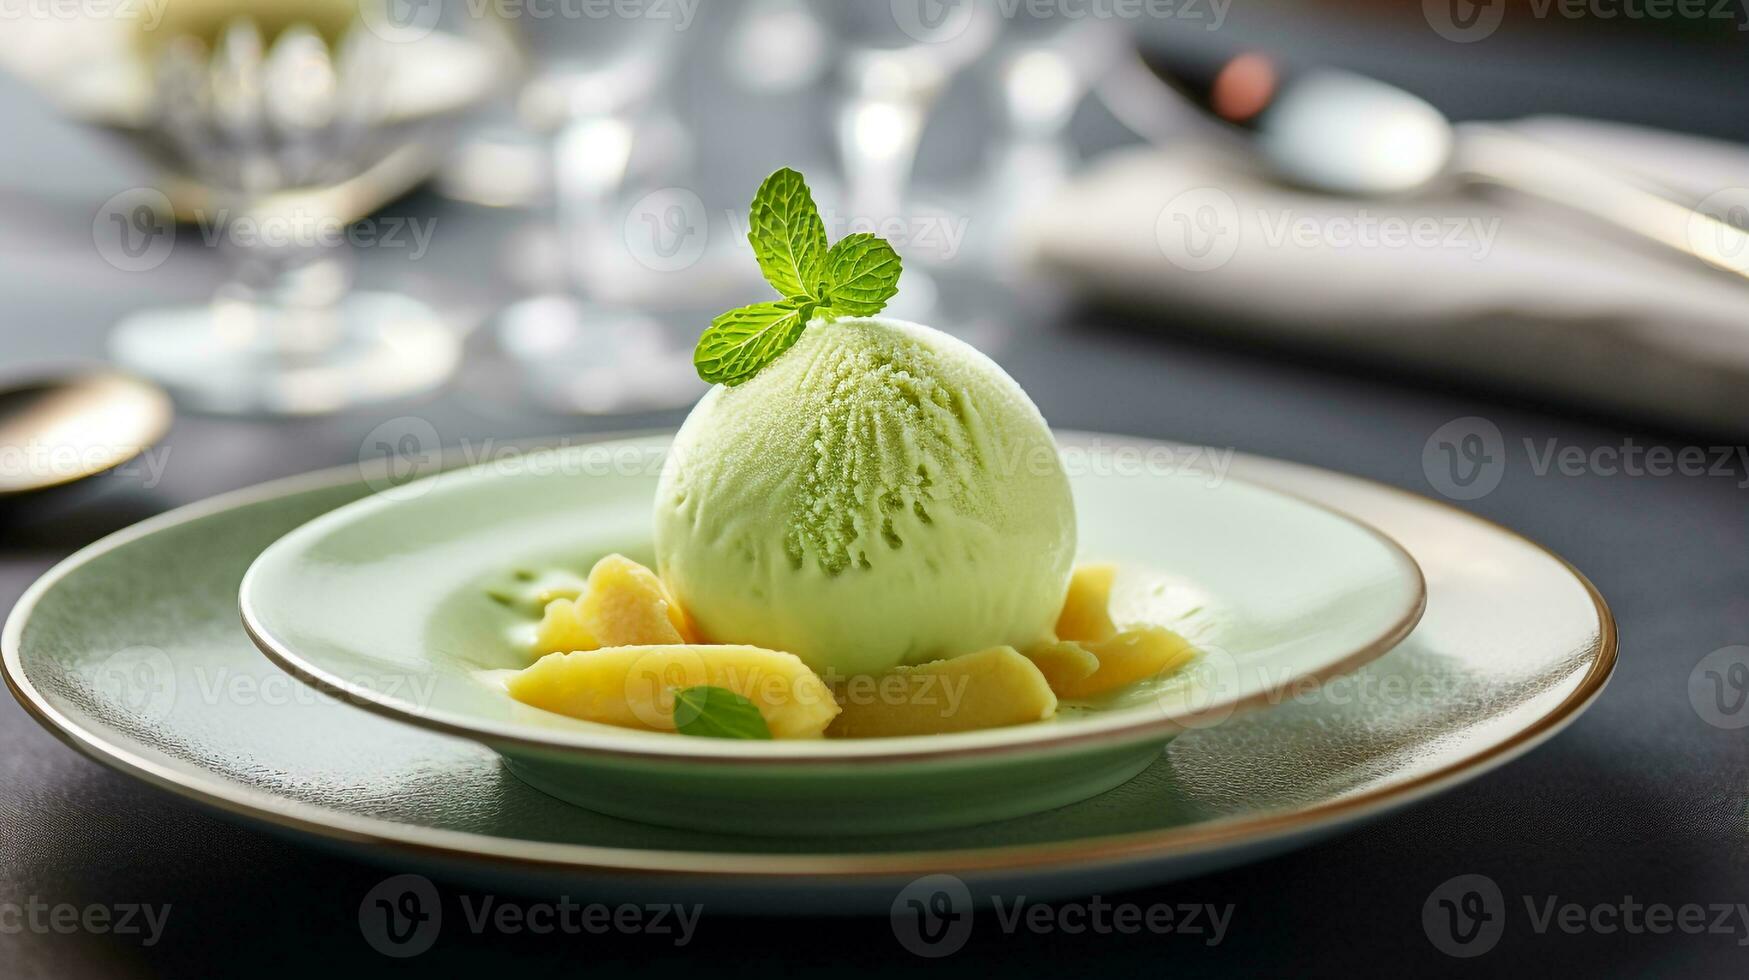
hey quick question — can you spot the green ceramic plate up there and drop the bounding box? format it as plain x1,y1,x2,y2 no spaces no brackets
2,434,1614,912
238,435,1424,835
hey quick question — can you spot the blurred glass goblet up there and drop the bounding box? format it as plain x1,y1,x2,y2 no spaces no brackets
487,0,713,415
973,16,1123,274
101,12,503,415
815,1,998,320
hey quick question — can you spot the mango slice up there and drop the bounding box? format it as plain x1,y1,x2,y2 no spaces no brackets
532,599,596,656
1051,626,1198,701
508,644,839,739
827,646,1058,739
1055,563,1119,643
530,554,691,656
1022,639,1101,690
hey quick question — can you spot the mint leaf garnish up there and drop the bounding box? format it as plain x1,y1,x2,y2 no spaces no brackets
694,299,816,386
694,168,904,386
672,686,773,740
748,168,829,299
821,233,902,316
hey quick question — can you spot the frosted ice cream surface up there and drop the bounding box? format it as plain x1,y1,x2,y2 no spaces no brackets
654,317,1077,676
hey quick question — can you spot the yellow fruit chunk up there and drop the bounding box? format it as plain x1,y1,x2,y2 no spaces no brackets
1055,563,1119,643
1022,640,1100,690
532,598,597,656
529,554,692,656
507,645,840,739
828,647,1058,739
1053,626,1198,701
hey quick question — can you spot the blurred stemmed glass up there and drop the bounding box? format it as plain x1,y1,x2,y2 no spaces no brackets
490,1,709,414
974,12,1123,273
103,9,503,415
815,1,998,319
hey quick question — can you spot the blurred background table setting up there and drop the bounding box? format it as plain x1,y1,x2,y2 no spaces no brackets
1,1,1747,976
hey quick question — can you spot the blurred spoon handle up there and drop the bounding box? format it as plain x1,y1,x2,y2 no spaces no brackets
1456,122,1749,281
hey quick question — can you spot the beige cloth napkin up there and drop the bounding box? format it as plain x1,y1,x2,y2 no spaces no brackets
1020,116,1749,435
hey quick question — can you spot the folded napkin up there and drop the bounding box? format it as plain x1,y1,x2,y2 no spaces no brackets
1020,116,1749,435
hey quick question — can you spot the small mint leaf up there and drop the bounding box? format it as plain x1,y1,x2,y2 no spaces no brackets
748,168,829,301
694,300,815,386
822,233,902,317
672,686,773,739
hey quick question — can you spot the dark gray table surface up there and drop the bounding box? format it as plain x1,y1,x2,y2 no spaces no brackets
4,11,1748,978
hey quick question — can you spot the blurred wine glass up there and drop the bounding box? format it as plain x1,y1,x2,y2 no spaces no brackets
485,0,713,414
974,13,1121,273
77,3,505,415
814,2,997,320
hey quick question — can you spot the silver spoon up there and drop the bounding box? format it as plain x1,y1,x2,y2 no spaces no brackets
0,371,173,497
1136,45,1749,280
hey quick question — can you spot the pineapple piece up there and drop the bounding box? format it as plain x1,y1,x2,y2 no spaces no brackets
532,597,597,656
508,644,839,739
828,647,1058,738
529,554,691,656
1052,626,1198,701
1021,639,1101,690
1055,563,1119,642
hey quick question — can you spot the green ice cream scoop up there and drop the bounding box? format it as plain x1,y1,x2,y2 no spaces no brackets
654,317,1076,677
